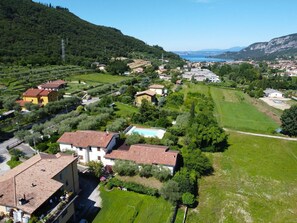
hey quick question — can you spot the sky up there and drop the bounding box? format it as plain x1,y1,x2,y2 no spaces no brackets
33,0,297,51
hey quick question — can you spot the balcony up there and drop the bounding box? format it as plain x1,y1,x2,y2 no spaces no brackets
39,192,78,223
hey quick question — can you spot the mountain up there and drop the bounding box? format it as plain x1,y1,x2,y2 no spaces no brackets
218,33,297,60
0,0,180,65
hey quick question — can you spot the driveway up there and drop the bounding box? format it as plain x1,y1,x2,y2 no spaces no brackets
74,172,102,222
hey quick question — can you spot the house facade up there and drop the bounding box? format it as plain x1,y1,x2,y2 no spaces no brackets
135,90,157,106
58,131,119,165
149,84,165,95
105,144,180,174
264,88,283,98
0,153,79,223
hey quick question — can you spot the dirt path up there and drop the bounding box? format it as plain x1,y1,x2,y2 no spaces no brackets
224,128,297,141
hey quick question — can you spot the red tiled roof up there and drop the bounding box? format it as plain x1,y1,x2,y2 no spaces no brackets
23,88,52,97
149,84,164,89
135,90,156,97
105,144,179,166
39,90,52,96
16,100,31,107
39,80,66,89
0,153,77,214
23,89,44,97
57,131,117,148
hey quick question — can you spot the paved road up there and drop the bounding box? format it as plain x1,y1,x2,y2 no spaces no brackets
0,137,35,175
224,128,297,141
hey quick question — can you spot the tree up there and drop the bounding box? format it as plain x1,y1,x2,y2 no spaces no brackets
172,168,196,194
87,161,104,178
160,180,182,204
281,105,297,136
182,146,213,176
113,160,138,176
125,133,143,145
182,192,196,207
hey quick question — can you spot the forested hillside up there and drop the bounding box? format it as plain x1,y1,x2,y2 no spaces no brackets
0,0,180,66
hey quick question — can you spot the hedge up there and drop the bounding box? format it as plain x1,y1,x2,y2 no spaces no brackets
106,178,159,196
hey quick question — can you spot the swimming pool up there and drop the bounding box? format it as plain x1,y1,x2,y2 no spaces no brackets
126,126,166,139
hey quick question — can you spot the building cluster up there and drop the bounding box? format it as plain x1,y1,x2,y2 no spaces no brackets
182,68,220,83
134,84,166,106
16,80,66,110
266,59,297,76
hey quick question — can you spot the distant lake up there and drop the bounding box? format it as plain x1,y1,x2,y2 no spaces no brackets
179,54,233,62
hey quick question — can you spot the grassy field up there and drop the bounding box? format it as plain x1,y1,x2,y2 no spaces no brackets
69,73,131,84
114,102,138,117
186,132,297,223
93,188,173,223
210,87,280,133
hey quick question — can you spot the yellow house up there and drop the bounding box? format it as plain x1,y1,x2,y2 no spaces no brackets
135,90,157,106
0,153,79,223
20,88,58,107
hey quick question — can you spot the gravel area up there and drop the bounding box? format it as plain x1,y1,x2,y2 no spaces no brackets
260,97,291,110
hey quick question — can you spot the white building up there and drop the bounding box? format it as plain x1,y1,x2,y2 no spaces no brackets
264,89,283,98
183,68,220,83
149,84,165,95
58,130,119,166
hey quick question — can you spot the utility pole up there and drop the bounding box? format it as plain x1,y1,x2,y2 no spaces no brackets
61,39,65,62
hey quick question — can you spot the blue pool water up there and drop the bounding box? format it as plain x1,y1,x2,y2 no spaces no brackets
127,127,166,139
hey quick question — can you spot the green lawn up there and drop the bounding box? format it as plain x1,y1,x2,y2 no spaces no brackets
69,73,131,84
114,102,138,117
187,132,297,223
93,188,173,223
210,87,279,133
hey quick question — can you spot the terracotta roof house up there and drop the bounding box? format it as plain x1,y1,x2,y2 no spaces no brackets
0,153,79,223
17,88,58,108
105,144,180,174
38,80,67,91
149,84,165,95
57,131,119,165
135,90,157,106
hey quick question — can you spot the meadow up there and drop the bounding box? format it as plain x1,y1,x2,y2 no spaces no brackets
182,84,280,133
93,188,173,223
69,73,131,84
186,132,297,223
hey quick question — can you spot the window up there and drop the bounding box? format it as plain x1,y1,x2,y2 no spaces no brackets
97,147,100,151
98,156,101,161
79,155,83,160
66,180,69,186
89,147,92,151
71,144,73,148
79,147,82,151
59,173,63,180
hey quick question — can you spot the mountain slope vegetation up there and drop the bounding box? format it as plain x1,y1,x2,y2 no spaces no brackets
0,0,180,65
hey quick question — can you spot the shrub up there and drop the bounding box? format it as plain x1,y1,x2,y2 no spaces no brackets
113,160,139,176
139,165,153,178
152,166,171,182
108,178,158,196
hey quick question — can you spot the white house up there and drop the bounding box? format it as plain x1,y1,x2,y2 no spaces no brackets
264,89,283,98
149,84,165,95
57,131,119,166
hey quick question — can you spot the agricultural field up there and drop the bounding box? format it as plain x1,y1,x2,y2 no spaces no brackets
0,65,90,97
186,132,297,223
93,188,173,223
68,73,131,84
180,84,280,133
210,87,280,133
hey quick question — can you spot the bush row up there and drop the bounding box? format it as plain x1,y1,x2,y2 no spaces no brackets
106,178,159,196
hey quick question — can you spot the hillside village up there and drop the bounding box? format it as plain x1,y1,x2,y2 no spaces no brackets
0,1,297,223
1,55,297,223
